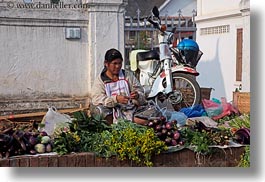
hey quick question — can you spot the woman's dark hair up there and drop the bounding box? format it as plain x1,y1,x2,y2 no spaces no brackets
104,48,123,63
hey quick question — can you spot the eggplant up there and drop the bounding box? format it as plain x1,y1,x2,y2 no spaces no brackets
39,131,48,136
29,136,38,146
234,128,250,144
22,136,32,151
12,132,27,151
0,127,13,135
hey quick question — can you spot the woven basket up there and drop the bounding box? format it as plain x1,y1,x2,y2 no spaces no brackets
233,92,250,114
0,119,36,132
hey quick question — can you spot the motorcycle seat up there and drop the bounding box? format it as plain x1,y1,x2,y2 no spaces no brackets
137,50,160,61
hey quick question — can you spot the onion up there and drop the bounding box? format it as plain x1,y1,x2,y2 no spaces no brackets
155,125,162,131
148,121,154,127
173,131,180,140
165,122,172,130
171,139,177,146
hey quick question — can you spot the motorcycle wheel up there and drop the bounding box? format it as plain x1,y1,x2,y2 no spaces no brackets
159,73,201,111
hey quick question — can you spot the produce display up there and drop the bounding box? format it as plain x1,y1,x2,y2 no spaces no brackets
98,120,168,166
146,116,182,146
0,129,53,158
52,112,168,166
0,110,250,167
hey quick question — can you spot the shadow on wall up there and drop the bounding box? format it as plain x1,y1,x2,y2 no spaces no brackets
196,38,226,99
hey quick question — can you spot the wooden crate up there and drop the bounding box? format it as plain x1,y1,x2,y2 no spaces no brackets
233,92,250,114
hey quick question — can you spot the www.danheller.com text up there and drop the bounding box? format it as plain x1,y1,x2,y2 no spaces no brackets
1,1,90,9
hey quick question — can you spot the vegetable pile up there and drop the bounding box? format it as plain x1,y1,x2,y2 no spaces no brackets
0,110,250,167
146,116,182,146
52,112,168,166
0,129,53,158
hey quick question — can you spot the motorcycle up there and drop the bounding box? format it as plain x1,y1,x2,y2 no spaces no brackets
129,6,203,111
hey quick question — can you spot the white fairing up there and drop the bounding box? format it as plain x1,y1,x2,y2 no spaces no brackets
147,66,199,98
147,72,165,98
159,43,171,61
129,50,158,86
138,59,157,86
129,50,147,71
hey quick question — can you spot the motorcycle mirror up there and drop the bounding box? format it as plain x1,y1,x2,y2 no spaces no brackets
152,6,159,18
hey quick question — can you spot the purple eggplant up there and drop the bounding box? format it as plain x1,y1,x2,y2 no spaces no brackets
234,128,250,144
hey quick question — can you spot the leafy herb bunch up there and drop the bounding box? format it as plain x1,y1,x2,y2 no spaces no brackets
53,111,110,155
180,124,233,154
97,120,168,167
53,112,168,166
53,127,81,155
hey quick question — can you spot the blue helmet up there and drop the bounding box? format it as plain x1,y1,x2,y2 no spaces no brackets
175,39,202,68
177,39,199,52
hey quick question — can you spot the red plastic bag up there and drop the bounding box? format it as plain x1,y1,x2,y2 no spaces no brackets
202,99,220,108
202,99,223,118
212,97,239,120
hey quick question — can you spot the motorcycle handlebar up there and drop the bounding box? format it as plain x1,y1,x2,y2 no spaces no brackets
147,17,173,44
147,17,161,31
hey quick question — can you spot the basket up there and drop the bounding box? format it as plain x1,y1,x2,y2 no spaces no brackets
200,87,213,101
233,92,250,114
0,119,36,132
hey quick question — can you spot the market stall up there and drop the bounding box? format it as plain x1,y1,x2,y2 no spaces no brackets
0,98,250,167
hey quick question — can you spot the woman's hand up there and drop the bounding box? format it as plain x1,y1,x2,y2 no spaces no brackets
130,91,139,100
116,95,130,104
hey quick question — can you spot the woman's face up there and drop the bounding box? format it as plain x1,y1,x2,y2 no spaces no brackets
105,58,123,75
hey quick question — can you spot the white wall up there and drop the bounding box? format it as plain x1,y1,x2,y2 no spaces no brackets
0,0,127,113
0,6,89,99
0,23,90,98
86,0,127,91
0,0,127,98
197,0,240,16
195,0,250,101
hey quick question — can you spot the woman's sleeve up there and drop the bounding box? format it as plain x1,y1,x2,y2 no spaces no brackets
91,76,117,108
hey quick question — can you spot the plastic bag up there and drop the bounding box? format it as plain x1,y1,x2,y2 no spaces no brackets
39,106,72,136
202,99,223,118
186,116,218,129
212,97,239,120
179,104,206,118
162,108,187,127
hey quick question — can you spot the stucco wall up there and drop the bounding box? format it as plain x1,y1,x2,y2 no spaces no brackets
195,0,250,101
0,0,127,114
86,0,127,91
197,0,241,16
0,0,89,99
